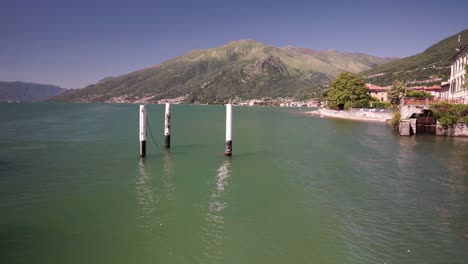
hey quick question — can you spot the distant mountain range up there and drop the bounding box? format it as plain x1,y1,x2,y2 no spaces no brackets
9,30,467,104
52,40,394,103
362,29,468,86
0,81,66,102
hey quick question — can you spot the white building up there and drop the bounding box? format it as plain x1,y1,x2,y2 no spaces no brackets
448,45,468,103
440,81,450,99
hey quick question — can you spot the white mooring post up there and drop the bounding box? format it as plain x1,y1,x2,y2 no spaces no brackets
164,103,171,148
225,104,232,156
139,105,147,157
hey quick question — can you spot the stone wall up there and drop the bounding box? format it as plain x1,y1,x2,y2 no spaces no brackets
399,120,411,136
399,118,417,136
436,123,468,136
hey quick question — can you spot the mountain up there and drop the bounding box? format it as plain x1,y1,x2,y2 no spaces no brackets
53,40,394,103
362,29,468,86
0,81,66,102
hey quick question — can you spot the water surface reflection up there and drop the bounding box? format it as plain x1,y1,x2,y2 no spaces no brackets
201,158,231,262
136,158,158,230
162,150,175,201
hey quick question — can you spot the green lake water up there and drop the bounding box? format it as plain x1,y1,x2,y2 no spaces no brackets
0,103,467,264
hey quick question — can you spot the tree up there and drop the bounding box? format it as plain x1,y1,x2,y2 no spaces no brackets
406,90,433,99
325,72,370,109
387,80,406,105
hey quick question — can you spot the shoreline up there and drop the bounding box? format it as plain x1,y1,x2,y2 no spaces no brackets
305,109,392,123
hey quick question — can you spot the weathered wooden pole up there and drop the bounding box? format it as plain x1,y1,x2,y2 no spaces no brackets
224,104,232,156
139,105,147,157
164,103,171,148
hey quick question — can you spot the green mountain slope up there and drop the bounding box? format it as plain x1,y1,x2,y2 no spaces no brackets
362,29,468,86
54,40,393,103
0,81,66,102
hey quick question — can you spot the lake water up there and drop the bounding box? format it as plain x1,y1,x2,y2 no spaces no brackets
0,103,467,264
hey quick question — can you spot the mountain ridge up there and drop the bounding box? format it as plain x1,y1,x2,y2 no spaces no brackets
52,39,395,103
361,29,468,86
0,81,66,102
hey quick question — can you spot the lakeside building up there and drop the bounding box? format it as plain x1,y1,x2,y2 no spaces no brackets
448,45,468,104
440,81,450,99
366,83,446,102
365,83,389,102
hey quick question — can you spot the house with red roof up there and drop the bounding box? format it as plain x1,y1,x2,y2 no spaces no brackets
411,85,443,99
366,83,390,102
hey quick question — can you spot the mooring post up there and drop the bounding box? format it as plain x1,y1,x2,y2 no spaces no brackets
164,103,171,148
225,104,232,156
139,105,147,157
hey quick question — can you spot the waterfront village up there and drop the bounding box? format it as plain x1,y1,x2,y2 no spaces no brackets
153,45,468,109
310,44,468,137
364,44,468,106
217,44,468,137
109,43,468,136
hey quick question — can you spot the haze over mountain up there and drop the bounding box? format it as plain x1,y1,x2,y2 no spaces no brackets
362,29,468,86
53,40,394,103
0,81,66,102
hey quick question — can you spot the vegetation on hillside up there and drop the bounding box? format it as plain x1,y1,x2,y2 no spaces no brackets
324,72,371,109
432,103,468,128
362,29,468,86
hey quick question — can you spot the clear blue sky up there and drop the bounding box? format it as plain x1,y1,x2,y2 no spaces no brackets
1,0,467,88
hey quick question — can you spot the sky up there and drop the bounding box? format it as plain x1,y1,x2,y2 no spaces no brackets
1,0,467,88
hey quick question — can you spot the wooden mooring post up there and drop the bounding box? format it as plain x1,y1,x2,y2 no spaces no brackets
225,104,232,156
139,105,147,157
164,103,171,148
